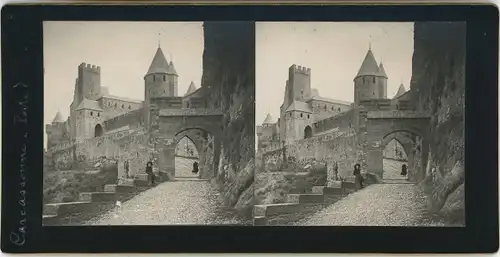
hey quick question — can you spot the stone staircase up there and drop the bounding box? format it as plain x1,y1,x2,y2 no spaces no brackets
42,172,170,226
253,176,363,226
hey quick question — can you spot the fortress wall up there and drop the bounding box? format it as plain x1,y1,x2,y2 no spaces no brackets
310,100,351,122
262,131,364,178
313,109,354,135
104,108,144,132
100,97,142,120
49,128,152,176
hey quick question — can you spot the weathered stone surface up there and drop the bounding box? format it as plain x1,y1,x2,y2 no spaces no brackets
411,22,465,220
79,192,117,202
286,194,325,204
201,22,255,215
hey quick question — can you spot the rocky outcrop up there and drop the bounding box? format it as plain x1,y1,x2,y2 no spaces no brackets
201,22,255,217
410,22,465,221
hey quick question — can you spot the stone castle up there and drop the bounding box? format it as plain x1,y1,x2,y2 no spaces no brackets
46,45,199,150
257,47,409,152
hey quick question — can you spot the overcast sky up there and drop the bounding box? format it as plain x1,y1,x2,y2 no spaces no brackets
43,21,203,148
255,22,414,125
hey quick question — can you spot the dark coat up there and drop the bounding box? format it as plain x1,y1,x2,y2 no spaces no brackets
146,162,153,174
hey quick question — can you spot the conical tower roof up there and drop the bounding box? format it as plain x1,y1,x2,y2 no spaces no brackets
167,61,178,76
394,83,406,98
355,49,380,79
184,81,197,96
146,47,169,75
378,63,388,78
52,111,64,123
263,113,274,124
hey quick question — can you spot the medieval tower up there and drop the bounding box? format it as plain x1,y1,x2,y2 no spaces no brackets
258,46,395,151
353,47,388,107
144,46,179,130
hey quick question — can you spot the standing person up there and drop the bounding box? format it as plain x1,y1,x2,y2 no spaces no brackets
146,161,155,186
124,160,130,178
333,161,339,181
401,164,408,176
192,161,199,174
353,163,364,189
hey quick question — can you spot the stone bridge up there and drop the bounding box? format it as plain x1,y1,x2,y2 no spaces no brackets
151,108,223,180
365,110,431,181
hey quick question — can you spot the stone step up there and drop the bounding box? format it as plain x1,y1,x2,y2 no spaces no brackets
253,216,267,226
43,214,57,219
383,179,415,184
341,181,357,190
79,192,117,202
312,186,344,195
133,179,151,187
136,173,149,181
253,205,268,217
286,194,324,204
326,181,342,188
136,173,169,183
343,176,356,183
173,177,208,182
42,215,59,225
254,203,302,216
43,201,92,216
119,178,135,187
104,184,137,194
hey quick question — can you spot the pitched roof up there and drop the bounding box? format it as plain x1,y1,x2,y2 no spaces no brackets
168,61,178,76
378,63,388,78
355,49,380,79
146,47,169,75
52,111,64,123
184,81,197,96
263,113,274,124
394,84,407,98
75,98,103,111
286,101,312,113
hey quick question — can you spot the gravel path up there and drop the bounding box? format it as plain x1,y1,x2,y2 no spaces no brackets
86,180,248,226
296,183,447,226
296,159,448,227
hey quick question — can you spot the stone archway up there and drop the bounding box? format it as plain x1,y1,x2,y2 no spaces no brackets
381,136,411,180
173,129,206,178
304,125,312,139
155,127,222,180
152,109,223,180
365,110,430,181
94,124,104,137
174,135,201,178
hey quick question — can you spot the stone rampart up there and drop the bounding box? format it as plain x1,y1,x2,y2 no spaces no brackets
49,128,151,172
262,130,364,179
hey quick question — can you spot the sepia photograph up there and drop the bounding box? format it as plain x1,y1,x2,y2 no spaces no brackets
43,21,255,226
254,22,465,227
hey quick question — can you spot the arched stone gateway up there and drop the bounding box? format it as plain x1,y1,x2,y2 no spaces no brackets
152,108,223,180
304,125,312,139
94,124,104,137
365,110,430,182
